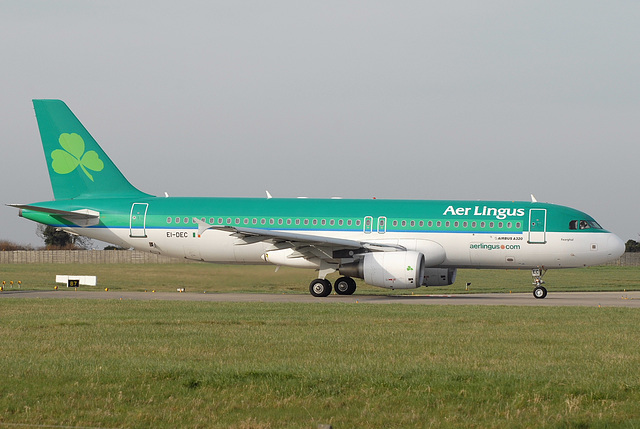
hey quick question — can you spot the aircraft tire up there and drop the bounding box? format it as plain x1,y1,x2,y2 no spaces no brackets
334,277,357,295
533,286,547,299
309,278,332,297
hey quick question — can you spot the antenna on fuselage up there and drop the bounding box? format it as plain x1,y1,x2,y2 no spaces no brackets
266,191,273,199
530,194,538,203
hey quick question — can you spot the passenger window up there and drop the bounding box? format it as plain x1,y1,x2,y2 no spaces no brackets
419,221,424,227
176,218,180,223
167,217,172,224
183,217,189,224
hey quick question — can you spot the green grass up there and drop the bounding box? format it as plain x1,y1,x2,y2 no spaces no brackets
0,263,639,294
1,300,640,428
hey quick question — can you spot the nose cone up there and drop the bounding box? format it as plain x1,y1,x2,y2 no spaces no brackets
608,233,626,260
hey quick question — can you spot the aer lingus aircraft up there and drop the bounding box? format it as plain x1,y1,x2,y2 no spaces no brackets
9,100,625,298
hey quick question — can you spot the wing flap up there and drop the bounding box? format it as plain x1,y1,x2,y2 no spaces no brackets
192,218,406,253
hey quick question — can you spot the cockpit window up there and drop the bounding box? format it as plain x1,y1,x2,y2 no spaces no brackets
569,220,603,230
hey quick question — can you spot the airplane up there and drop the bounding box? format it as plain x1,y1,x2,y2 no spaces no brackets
9,100,626,299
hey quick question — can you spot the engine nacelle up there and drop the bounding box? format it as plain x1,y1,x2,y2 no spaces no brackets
422,268,457,286
340,251,425,289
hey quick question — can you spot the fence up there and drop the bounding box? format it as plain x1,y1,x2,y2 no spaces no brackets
1,250,639,266
604,252,640,267
0,250,193,264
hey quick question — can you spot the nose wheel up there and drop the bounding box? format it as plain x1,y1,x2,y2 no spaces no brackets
533,286,547,299
532,267,548,299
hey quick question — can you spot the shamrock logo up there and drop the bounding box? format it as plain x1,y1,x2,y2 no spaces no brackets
51,133,104,181
406,265,414,271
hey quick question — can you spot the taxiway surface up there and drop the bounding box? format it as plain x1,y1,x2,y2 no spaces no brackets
2,290,640,307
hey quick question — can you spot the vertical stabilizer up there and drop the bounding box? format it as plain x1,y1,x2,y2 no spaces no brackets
33,99,151,200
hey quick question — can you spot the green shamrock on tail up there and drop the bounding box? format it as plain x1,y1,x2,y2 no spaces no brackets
51,133,104,181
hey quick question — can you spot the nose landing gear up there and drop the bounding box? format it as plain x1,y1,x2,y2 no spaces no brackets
532,267,547,299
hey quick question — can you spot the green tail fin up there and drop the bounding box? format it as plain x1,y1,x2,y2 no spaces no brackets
33,99,152,200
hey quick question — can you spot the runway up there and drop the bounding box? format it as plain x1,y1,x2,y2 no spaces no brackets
2,289,640,307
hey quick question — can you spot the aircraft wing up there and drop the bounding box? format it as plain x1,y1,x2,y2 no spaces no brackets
193,219,405,255
8,204,100,227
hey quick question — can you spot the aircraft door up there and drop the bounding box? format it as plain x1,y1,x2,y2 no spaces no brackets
528,209,547,244
130,203,148,238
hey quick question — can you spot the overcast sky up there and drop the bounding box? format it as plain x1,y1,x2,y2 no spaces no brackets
1,1,639,247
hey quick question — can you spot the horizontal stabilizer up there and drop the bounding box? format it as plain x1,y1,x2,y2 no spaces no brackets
8,204,100,227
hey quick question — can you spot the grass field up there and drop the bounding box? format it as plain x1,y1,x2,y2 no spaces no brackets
1,263,639,295
1,299,640,428
1,264,639,428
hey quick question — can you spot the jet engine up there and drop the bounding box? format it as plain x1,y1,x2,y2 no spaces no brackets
339,251,425,289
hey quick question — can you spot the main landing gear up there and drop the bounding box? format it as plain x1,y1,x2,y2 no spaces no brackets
309,276,357,297
532,268,547,299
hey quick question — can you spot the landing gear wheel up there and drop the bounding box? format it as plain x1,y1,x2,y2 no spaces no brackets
309,278,332,297
334,277,357,295
533,286,547,299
